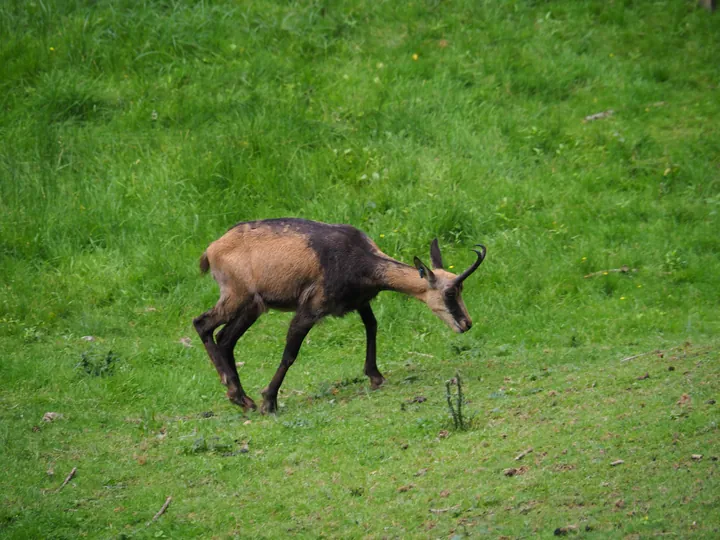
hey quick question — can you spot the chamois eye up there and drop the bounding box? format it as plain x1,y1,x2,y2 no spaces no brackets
445,289,457,299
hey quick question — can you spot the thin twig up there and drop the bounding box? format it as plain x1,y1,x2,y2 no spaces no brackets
621,345,685,363
515,447,534,461
584,266,636,279
621,350,661,363
429,505,460,514
55,467,77,493
147,496,172,526
408,351,435,358
583,109,614,123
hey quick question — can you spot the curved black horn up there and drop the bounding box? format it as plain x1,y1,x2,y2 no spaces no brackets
453,244,486,285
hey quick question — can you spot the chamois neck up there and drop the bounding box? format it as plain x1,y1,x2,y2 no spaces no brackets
376,257,429,298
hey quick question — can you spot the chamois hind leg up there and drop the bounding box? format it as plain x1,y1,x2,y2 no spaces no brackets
193,299,259,411
215,303,262,410
358,304,385,389
260,310,318,414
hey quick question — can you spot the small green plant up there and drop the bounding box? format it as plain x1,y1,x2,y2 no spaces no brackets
445,372,467,431
77,349,120,377
312,376,364,398
185,436,236,455
664,249,687,272
22,325,44,343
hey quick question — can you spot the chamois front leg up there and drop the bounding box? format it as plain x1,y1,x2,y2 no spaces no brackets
260,311,318,414
358,304,385,389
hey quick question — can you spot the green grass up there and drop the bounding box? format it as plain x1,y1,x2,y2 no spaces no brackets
1,0,719,537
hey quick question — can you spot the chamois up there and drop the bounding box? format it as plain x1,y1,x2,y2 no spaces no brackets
193,218,486,414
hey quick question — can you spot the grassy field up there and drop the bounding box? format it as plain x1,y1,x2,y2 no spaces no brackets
1,0,719,537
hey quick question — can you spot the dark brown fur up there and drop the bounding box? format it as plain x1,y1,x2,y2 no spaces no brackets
199,252,210,274
193,218,486,414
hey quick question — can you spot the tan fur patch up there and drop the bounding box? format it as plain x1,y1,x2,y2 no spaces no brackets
382,264,428,298
206,225,323,312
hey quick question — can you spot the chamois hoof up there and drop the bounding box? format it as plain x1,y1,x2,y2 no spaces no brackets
370,376,386,390
260,398,278,415
229,391,257,412
259,388,278,415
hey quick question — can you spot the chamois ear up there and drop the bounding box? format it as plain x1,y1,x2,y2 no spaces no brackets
430,238,444,269
414,256,437,286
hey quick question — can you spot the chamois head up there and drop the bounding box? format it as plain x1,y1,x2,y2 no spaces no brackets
414,239,486,334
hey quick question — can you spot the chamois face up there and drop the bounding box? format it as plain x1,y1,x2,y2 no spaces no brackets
422,268,473,333
413,239,476,333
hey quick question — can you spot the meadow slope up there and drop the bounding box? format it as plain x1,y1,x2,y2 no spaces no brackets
1,1,719,537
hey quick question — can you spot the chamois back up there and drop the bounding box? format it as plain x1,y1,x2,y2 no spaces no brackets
204,220,324,312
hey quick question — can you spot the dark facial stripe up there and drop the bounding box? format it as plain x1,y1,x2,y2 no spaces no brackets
445,296,466,324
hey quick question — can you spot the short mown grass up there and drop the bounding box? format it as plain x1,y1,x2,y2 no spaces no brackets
1,0,719,537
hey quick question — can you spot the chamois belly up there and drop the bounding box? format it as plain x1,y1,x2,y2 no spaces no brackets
324,285,380,317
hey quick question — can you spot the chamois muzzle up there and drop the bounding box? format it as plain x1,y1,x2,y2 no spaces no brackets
452,245,487,286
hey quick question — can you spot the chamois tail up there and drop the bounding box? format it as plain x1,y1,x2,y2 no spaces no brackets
199,251,210,274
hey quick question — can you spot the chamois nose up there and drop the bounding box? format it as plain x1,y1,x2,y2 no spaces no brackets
458,319,472,333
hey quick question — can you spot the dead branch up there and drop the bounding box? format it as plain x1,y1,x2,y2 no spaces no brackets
408,351,435,358
515,447,534,461
583,109,614,123
621,344,685,363
56,467,77,493
147,496,172,526
621,350,660,363
583,265,636,279
429,505,460,514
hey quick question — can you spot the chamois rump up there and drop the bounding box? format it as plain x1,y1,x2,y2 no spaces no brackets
193,218,486,414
